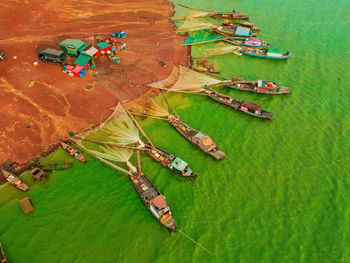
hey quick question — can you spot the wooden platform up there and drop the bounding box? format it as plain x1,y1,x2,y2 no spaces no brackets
19,197,35,215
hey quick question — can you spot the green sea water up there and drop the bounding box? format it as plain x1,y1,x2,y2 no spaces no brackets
1,0,350,262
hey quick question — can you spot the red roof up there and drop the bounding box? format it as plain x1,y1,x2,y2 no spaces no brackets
242,101,262,111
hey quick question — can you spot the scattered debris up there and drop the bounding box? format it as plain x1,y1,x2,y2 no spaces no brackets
0,50,6,60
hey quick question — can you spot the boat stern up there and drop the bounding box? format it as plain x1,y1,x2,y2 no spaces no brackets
209,148,226,160
278,86,290,94
260,111,274,119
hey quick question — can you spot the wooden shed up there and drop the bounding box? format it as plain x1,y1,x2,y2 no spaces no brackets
59,39,88,56
19,197,35,215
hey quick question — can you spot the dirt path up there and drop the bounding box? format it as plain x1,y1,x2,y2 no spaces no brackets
0,0,187,163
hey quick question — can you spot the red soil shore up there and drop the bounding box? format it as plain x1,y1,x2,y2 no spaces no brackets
0,0,187,164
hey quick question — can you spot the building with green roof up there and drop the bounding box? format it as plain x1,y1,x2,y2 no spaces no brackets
74,53,91,69
59,39,88,56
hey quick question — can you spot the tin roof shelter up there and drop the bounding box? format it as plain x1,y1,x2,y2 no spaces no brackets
59,39,88,56
74,53,91,68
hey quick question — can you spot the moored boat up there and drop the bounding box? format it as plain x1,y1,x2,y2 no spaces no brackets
0,242,7,263
205,90,274,119
130,171,177,231
222,20,260,32
167,115,225,160
2,170,29,191
60,141,87,163
240,46,291,59
224,37,271,49
229,80,290,94
190,65,220,73
146,146,198,179
212,25,256,37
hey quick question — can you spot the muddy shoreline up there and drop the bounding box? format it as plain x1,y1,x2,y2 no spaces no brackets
0,0,192,184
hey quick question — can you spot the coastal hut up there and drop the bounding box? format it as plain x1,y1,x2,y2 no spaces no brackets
96,42,112,55
59,39,88,56
74,53,91,70
19,197,35,215
30,168,47,181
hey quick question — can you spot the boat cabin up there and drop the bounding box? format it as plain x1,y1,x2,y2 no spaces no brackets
266,47,286,58
30,168,47,180
241,101,262,115
19,197,35,215
245,38,263,46
258,80,278,90
170,157,188,173
235,26,252,36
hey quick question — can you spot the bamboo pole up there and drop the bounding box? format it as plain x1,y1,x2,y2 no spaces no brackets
123,106,156,148
136,147,142,173
69,140,132,176
0,242,4,257
77,137,143,151
161,89,178,117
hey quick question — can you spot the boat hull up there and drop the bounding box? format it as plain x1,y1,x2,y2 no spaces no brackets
168,117,225,160
2,170,29,192
130,172,177,232
61,142,87,163
227,85,290,95
240,51,291,60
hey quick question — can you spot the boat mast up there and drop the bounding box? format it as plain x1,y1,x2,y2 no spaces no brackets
123,105,155,148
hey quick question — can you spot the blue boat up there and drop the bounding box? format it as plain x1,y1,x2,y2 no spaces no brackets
240,47,291,60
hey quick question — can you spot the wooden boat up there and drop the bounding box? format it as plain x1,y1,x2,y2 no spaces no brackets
2,170,29,191
224,37,271,49
178,4,249,20
30,167,48,180
167,115,225,160
130,171,177,231
229,80,290,94
0,242,7,263
240,47,291,60
222,20,260,32
19,197,35,215
60,141,86,163
145,145,198,179
205,90,274,119
190,65,220,74
211,25,256,37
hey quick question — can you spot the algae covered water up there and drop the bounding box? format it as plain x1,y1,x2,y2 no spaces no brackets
1,0,350,262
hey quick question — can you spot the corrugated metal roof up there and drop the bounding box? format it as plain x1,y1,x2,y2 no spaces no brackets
74,53,91,66
42,48,64,57
59,39,87,51
82,46,99,57
96,42,111,50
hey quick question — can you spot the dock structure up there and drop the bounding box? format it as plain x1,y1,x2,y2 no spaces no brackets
19,197,35,215
30,168,47,181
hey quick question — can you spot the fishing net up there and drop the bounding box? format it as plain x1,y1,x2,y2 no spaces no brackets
177,19,214,32
124,94,170,119
174,10,218,21
181,30,226,46
200,42,240,57
148,65,224,93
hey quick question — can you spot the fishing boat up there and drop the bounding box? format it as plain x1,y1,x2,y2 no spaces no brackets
229,80,290,94
39,162,73,171
178,4,249,20
190,65,220,73
240,46,291,59
222,20,260,32
145,146,198,179
130,170,177,231
60,141,86,163
0,242,7,263
212,25,256,37
167,115,225,160
224,37,271,49
2,170,29,191
205,90,274,119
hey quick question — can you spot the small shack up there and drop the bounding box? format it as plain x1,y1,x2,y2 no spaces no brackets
74,53,91,70
96,42,112,55
19,197,35,215
241,101,262,115
59,39,87,56
30,168,47,181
